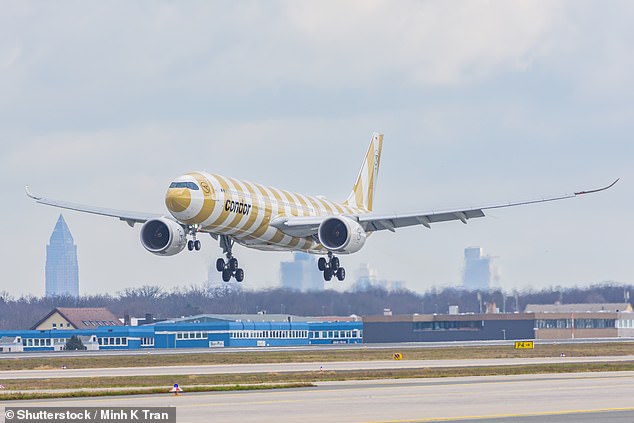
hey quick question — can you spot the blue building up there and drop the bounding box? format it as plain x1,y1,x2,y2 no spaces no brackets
46,215,79,297
0,326,155,352
0,315,362,352
308,321,364,345
153,315,362,349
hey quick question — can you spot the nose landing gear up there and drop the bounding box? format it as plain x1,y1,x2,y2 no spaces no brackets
186,225,201,251
318,252,345,281
215,235,244,282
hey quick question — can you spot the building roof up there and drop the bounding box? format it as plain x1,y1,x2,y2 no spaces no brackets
525,303,633,313
363,313,535,323
0,336,20,344
31,307,123,330
160,314,359,325
49,214,75,245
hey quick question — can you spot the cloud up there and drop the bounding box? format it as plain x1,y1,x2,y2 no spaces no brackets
286,1,564,85
0,1,569,133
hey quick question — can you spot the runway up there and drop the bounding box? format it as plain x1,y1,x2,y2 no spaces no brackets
4,372,634,422
1,355,633,379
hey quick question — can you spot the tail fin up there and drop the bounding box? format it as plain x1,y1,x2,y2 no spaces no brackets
344,132,383,212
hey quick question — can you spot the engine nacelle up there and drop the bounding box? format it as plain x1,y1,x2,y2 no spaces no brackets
140,217,187,256
318,216,367,254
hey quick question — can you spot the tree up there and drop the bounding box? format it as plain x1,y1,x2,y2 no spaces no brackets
65,335,86,351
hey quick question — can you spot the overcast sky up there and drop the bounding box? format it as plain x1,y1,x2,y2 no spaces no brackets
1,1,631,297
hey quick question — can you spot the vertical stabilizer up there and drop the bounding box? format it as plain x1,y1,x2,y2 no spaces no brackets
344,132,383,212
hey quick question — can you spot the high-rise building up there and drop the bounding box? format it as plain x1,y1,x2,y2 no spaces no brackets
45,215,79,297
351,263,406,292
462,247,498,291
280,253,324,292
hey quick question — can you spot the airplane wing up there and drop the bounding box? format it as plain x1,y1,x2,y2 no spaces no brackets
273,179,619,237
25,186,162,227
270,216,324,237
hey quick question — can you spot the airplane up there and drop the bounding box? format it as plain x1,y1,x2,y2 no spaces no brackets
26,132,618,283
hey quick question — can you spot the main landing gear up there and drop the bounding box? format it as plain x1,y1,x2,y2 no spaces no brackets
183,229,243,282
215,235,244,282
318,252,345,281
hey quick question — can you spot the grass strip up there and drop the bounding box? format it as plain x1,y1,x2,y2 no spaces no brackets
2,343,634,371
2,361,633,394
0,383,314,401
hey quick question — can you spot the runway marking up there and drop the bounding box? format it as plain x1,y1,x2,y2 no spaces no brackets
177,373,634,410
11,372,634,410
12,372,634,404
363,406,634,422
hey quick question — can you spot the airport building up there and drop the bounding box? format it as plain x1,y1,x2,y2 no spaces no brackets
528,303,634,340
363,303,634,343
0,314,362,352
2,303,631,352
363,312,534,343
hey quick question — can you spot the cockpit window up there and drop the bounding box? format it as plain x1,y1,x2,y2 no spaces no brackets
169,182,199,190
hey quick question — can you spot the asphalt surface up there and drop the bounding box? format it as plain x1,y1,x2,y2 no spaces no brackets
4,372,634,422
1,355,633,380
3,337,633,359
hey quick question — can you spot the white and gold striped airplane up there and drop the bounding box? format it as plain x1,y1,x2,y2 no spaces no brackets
27,132,617,283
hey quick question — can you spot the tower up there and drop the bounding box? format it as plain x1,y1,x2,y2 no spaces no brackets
280,253,324,292
463,247,491,291
45,215,79,297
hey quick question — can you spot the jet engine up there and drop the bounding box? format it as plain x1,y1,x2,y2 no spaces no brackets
317,216,367,254
140,217,187,256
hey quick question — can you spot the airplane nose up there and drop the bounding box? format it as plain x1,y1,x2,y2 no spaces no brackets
165,188,191,213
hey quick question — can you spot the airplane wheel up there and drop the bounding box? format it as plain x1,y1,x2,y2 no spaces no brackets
318,257,327,271
194,240,201,251
324,268,333,281
336,267,346,281
330,256,340,270
187,240,194,251
228,257,238,272
222,269,232,282
216,258,225,272
235,268,244,282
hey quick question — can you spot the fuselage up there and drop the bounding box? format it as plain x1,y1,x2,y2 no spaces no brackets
165,172,365,252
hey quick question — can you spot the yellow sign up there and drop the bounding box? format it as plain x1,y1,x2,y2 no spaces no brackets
393,353,403,360
514,341,534,349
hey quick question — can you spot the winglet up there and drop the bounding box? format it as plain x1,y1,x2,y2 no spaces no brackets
574,178,619,196
25,185,42,201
